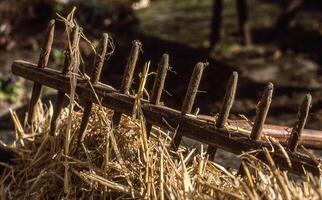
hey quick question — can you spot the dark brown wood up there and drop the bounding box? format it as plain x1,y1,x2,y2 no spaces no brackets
27,19,55,127
207,145,217,161
90,34,110,84
288,94,311,152
209,0,223,50
240,83,273,175
112,40,141,127
181,62,206,114
217,71,238,128
49,26,80,136
12,61,320,175
146,54,169,138
78,33,109,144
207,71,238,160
236,0,251,45
274,0,304,34
250,83,273,140
199,115,322,150
172,62,205,149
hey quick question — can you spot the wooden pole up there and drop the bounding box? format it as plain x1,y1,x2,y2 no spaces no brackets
112,41,141,127
274,0,304,35
171,62,205,149
77,33,109,145
207,71,238,160
146,54,169,138
239,82,273,175
288,94,311,152
27,19,55,127
209,0,223,50
250,83,273,140
236,0,252,45
49,26,80,136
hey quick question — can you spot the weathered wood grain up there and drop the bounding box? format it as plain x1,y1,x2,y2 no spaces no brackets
12,60,320,175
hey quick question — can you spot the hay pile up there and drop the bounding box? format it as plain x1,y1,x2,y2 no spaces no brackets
0,103,321,199
1,10,322,200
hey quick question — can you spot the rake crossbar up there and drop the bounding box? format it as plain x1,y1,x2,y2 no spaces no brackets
12,60,320,175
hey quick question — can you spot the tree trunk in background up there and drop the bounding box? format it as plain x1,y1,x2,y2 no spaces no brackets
274,0,304,34
236,0,251,45
209,0,222,50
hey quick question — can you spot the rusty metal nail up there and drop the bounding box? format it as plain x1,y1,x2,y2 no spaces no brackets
78,33,109,144
27,19,55,126
288,94,311,152
250,82,273,140
147,54,169,138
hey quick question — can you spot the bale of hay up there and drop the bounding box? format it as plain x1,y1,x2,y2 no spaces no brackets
0,104,239,199
0,103,321,199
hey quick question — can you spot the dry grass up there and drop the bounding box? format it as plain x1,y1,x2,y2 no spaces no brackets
1,102,321,199
0,103,241,199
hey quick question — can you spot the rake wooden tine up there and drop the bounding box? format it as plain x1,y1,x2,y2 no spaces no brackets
27,19,55,128
207,71,238,160
146,54,169,138
239,82,273,175
112,40,141,127
171,62,205,150
77,33,109,145
49,26,80,136
250,82,273,140
288,94,311,152
216,72,238,128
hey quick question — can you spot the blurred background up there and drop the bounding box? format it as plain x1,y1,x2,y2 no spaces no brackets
1,0,322,131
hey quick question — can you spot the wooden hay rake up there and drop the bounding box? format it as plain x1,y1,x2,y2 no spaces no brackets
11,19,322,176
